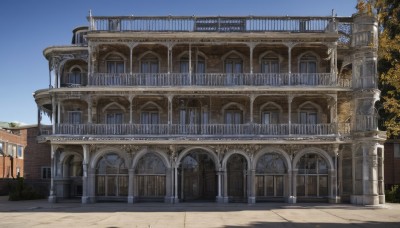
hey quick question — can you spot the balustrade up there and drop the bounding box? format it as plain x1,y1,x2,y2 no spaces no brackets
54,123,336,136
90,16,337,33
87,72,347,87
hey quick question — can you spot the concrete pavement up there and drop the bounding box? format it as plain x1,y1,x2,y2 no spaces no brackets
0,196,399,227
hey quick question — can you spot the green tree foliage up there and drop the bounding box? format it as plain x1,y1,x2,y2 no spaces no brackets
358,0,400,137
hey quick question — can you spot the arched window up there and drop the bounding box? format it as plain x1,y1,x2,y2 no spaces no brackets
261,55,279,74
296,153,328,197
106,54,125,74
140,53,159,74
261,103,282,125
298,102,319,124
256,153,286,198
299,54,317,74
103,103,125,124
140,103,160,125
224,105,243,125
68,67,82,85
135,153,166,198
96,153,128,197
224,52,243,85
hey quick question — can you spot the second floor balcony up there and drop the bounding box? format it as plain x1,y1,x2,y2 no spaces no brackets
84,72,349,88
53,123,343,137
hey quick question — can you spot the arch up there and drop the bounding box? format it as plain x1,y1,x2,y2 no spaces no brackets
260,102,283,113
252,146,291,171
297,101,323,113
131,147,171,170
259,51,283,64
90,146,129,169
221,102,245,114
221,149,251,171
297,51,321,63
60,151,83,165
58,58,88,73
103,51,127,61
68,65,84,73
101,101,127,113
139,101,164,113
221,50,246,62
292,147,334,171
177,50,208,60
176,146,220,169
138,50,162,61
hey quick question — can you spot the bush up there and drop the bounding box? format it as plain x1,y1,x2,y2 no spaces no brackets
8,177,45,201
385,185,400,203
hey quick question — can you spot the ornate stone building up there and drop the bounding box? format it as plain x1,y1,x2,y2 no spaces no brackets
34,12,386,205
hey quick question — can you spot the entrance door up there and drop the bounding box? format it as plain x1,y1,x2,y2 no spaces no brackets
179,151,216,201
227,154,247,202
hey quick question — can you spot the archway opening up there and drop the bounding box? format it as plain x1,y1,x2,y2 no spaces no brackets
255,153,286,202
296,153,329,202
135,153,166,201
227,153,247,202
178,149,216,202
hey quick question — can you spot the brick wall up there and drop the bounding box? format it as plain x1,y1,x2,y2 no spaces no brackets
0,128,27,178
24,127,51,180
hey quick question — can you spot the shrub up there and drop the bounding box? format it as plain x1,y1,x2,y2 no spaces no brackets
8,177,45,201
385,185,400,203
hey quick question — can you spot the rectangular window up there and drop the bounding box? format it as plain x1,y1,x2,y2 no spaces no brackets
0,142,3,156
394,143,400,158
106,113,123,124
41,167,51,179
68,111,82,124
17,146,23,158
141,112,159,125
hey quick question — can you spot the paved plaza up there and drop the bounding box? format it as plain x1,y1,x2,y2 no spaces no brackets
0,196,399,227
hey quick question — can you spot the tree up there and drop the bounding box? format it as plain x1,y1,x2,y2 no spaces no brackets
358,0,400,137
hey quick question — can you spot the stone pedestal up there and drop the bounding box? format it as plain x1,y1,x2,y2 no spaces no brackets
287,196,296,204
48,195,57,203
351,195,379,205
329,196,341,204
247,196,256,204
128,196,135,204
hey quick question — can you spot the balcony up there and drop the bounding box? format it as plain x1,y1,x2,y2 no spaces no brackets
87,73,349,88
89,16,337,33
54,123,337,136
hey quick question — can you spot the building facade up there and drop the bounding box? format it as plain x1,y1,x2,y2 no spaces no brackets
34,12,386,205
0,127,26,179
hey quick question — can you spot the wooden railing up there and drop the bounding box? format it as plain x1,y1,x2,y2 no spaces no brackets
89,16,337,33
88,73,349,87
54,123,336,136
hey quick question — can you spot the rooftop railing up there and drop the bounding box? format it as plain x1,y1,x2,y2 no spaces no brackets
86,72,349,88
89,16,337,33
54,123,337,136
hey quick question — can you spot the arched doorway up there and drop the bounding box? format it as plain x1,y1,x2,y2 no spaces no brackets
63,155,83,198
227,154,248,202
135,153,166,201
255,153,286,202
178,150,217,201
95,153,128,200
296,153,329,202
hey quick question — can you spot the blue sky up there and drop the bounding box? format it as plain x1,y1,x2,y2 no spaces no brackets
0,0,357,125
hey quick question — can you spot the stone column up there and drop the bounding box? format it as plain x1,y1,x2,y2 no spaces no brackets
128,168,135,203
174,166,179,203
189,43,192,84
249,95,255,124
223,169,229,203
87,96,92,123
51,96,56,134
330,145,340,203
284,42,296,85
81,145,90,204
378,146,385,204
167,95,173,125
289,169,297,204
216,169,224,203
288,95,293,135
48,145,58,203
165,167,174,203
129,95,134,124
248,169,256,204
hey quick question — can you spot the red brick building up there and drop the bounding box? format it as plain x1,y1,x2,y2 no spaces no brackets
0,127,27,178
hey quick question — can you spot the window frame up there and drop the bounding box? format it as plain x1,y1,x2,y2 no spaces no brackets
41,167,51,179
68,111,82,124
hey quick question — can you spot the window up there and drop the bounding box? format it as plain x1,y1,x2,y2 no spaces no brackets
262,111,279,124
299,54,318,85
296,153,328,197
7,144,16,157
68,67,82,85
394,143,400,158
106,113,123,124
225,55,243,85
141,57,159,74
68,111,82,124
141,111,159,125
106,54,124,73
41,167,51,179
299,103,319,124
256,153,286,198
0,141,3,156
225,110,242,125
16,167,21,177
17,146,23,158
261,56,279,74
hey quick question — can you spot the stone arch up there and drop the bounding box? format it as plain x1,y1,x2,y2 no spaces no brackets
260,101,283,113
90,146,129,169
177,50,208,60
131,147,171,170
103,51,128,61
259,51,283,64
297,51,321,63
176,146,220,169
293,147,334,171
68,65,84,72
222,149,251,171
221,102,245,114
252,146,292,171
298,101,323,113
221,50,246,62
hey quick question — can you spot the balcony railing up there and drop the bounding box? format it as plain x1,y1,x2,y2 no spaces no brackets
87,73,348,87
90,16,337,33
61,73,88,87
54,123,337,136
